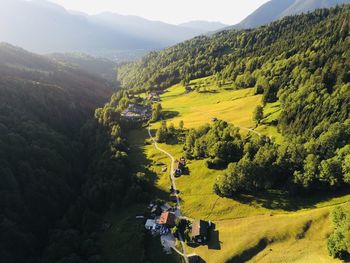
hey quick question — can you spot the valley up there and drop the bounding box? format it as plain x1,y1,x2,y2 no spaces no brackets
1,1,350,263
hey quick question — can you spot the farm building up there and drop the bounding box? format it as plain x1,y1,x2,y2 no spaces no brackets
191,220,210,244
145,219,156,230
158,211,176,228
174,158,186,176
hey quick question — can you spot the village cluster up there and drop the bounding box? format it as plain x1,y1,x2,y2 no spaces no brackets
144,201,212,246
121,91,162,122
144,155,212,256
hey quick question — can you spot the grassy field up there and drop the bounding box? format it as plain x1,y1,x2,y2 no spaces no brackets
185,207,344,263
155,78,286,144
158,81,262,130
102,78,348,263
141,127,350,262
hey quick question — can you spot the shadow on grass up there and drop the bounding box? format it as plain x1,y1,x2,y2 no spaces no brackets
232,187,350,212
227,238,269,263
208,227,221,250
187,223,221,251
188,254,207,263
162,110,180,120
197,90,218,94
127,128,171,200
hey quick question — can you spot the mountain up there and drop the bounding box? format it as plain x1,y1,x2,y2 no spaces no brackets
179,20,228,31
233,0,350,29
49,53,117,82
0,0,216,61
90,13,205,47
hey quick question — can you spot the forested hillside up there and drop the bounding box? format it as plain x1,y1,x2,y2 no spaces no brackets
118,5,350,94
49,53,117,83
0,44,150,262
119,6,350,195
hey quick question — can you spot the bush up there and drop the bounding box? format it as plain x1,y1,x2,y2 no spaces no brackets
327,206,350,259
205,158,225,169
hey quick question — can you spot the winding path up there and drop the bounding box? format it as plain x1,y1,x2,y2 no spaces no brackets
237,126,262,136
147,125,188,263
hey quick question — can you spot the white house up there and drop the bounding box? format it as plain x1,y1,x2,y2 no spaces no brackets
145,219,156,230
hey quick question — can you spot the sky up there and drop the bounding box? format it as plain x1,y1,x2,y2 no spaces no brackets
48,0,271,25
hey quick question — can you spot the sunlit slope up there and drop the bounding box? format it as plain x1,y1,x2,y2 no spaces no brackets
185,207,342,263
131,126,350,263
159,81,262,129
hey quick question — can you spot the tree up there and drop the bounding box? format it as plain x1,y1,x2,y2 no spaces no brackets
156,121,168,143
328,206,350,259
151,103,162,122
293,154,320,188
253,105,264,124
179,120,184,130
319,157,343,187
214,156,255,196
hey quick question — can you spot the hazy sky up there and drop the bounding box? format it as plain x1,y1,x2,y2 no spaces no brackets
48,0,270,25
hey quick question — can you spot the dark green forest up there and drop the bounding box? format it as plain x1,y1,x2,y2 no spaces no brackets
0,45,151,263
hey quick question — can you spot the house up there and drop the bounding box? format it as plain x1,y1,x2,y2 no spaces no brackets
179,157,186,166
147,91,161,102
145,219,156,230
158,211,176,228
174,161,182,176
191,220,210,244
174,158,186,176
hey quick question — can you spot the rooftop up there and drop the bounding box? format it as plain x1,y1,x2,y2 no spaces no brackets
159,211,176,226
192,220,209,237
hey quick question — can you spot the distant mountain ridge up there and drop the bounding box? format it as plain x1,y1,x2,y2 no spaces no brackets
179,21,228,31
232,0,350,29
0,0,226,61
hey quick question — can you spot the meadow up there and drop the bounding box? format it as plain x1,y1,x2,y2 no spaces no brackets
127,125,348,263
102,79,349,263
138,79,348,262
158,79,261,129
